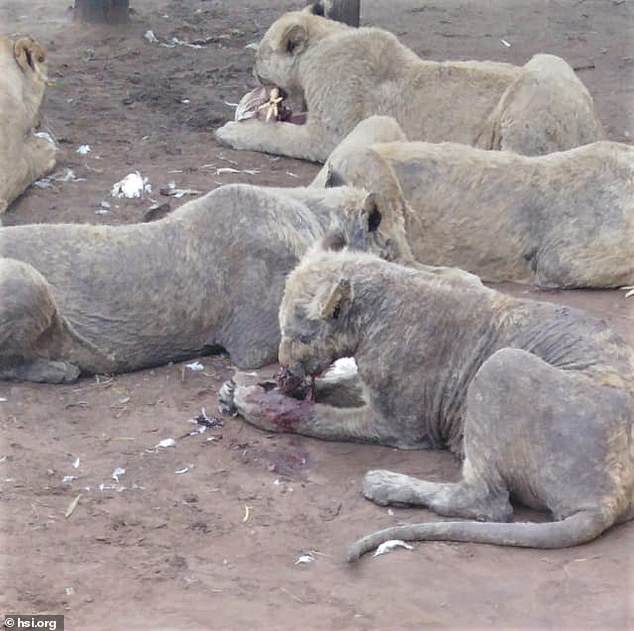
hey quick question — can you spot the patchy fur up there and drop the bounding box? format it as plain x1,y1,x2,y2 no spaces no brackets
0,35,57,213
215,11,602,162
313,116,634,289
221,248,634,553
0,183,396,383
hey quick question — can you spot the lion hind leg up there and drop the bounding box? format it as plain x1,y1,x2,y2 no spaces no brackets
362,469,512,522
0,258,79,382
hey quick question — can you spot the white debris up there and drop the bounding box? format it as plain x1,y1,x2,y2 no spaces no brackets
322,357,357,382
185,361,204,371
295,552,315,565
0,397,7,403
160,37,204,50
112,172,152,199
373,540,414,557
500,38,511,48
76,144,91,155
245,42,259,51
175,466,191,475
181,99,191,104
96,200,111,215
144,30,159,44
216,167,260,176
156,438,177,449
65,587,75,596
60,169,83,183
98,483,126,492
623,286,634,298
62,475,78,483
35,168,85,189
286,172,299,178
112,467,126,482
162,182,201,198
73,457,80,469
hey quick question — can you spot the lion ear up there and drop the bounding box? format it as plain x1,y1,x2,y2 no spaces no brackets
13,37,45,73
319,278,353,320
304,1,326,16
280,22,308,55
324,164,347,188
361,193,382,232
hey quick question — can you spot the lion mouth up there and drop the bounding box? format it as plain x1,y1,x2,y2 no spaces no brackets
234,86,307,125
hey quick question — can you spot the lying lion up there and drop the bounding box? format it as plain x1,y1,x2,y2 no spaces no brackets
220,247,634,554
0,183,395,383
312,116,634,289
0,35,57,214
215,8,603,162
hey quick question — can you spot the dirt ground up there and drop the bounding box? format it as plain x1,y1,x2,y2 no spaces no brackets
1,1,633,629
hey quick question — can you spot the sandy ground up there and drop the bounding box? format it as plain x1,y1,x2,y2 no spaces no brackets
0,1,633,629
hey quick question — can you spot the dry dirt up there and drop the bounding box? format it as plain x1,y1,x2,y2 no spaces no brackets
1,1,633,629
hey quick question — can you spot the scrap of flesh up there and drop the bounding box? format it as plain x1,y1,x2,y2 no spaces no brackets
234,86,292,123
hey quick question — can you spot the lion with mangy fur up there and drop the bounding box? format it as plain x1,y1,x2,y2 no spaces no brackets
312,116,634,289
221,247,633,556
216,7,603,162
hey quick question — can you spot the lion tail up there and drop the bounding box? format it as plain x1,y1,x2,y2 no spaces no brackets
346,511,610,562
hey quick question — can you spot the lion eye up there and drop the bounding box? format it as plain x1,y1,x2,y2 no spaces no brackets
332,305,341,320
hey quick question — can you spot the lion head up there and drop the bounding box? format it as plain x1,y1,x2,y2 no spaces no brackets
254,10,348,92
278,249,361,379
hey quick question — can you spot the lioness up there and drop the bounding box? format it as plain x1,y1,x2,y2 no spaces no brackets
312,116,634,289
220,247,634,554
0,183,393,383
0,35,57,214
215,8,603,161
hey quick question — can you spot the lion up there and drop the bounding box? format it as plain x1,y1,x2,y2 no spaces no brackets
0,182,396,383
219,246,634,554
311,115,634,289
0,34,57,214
215,8,603,162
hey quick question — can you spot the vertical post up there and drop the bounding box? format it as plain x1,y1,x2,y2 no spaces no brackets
74,0,129,24
306,0,361,27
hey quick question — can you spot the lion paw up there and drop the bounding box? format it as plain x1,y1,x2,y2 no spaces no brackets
362,469,402,506
214,122,244,149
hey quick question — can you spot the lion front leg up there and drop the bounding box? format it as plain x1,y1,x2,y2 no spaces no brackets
214,120,336,163
219,378,391,444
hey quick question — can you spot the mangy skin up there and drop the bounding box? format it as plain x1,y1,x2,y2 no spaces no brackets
215,9,603,162
0,35,57,214
0,183,393,383
220,248,634,554
312,116,634,288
